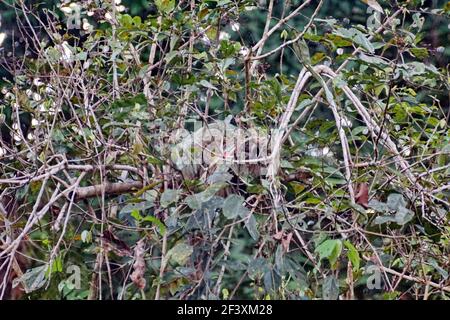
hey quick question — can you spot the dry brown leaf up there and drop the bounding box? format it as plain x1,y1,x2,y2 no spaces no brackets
355,182,369,208
281,232,293,252
130,239,147,290
273,231,284,240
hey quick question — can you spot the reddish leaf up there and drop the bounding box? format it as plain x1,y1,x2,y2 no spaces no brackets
355,183,369,208
281,232,293,252
273,231,284,240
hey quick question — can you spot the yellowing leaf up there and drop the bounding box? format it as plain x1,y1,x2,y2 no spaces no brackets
155,0,175,14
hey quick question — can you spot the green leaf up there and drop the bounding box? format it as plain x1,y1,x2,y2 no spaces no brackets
155,0,175,13
335,28,374,53
370,194,414,226
132,16,142,27
49,256,63,274
295,39,311,64
368,199,389,212
131,210,166,234
245,214,259,240
168,242,193,265
186,183,226,209
315,239,342,267
359,53,389,66
81,230,92,243
222,288,229,299
120,200,154,215
326,34,353,47
344,240,360,270
75,52,88,61
222,194,249,219
386,193,407,211
373,215,397,225
141,215,166,235
120,14,133,28
13,265,48,293
394,207,414,226
160,189,180,208
428,259,449,279
217,0,232,6
130,209,142,221
410,48,429,59
199,79,218,90
164,50,179,64
311,52,326,65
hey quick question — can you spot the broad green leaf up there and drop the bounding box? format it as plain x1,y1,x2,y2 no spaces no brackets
373,215,397,225
326,34,353,47
410,48,429,59
386,193,407,211
164,50,179,64
199,79,218,90
131,210,166,234
130,209,142,221
315,239,342,267
222,288,229,299
222,194,249,219
344,241,360,270
335,28,374,53
428,259,449,279
141,215,166,234
295,39,311,64
155,0,175,13
160,189,180,208
120,14,133,28
311,52,326,65
120,200,154,215
168,242,193,265
49,256,63,274
368,199,389,212
245,214,259,240
370,194,414,226
13,265,48,293
186,183,226,209
359,53,389,66
394,207,414,225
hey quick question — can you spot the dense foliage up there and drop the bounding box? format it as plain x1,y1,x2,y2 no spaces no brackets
0,0,449,300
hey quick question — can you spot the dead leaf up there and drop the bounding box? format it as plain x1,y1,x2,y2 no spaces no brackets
281,232,293,252
130,239,147,289
355,183,369,208
273,231,284,240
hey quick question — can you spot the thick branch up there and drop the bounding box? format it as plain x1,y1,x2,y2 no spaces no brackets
75,181,143,200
